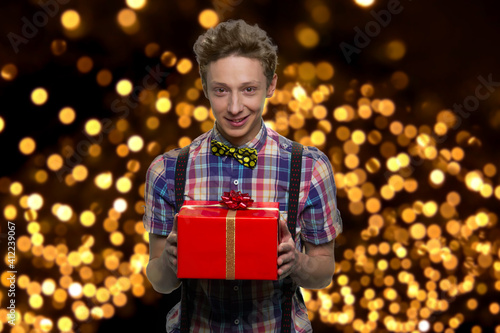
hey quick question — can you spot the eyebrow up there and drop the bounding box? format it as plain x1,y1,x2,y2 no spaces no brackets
210,80,261,87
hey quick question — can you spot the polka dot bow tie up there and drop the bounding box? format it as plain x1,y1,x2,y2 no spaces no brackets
211,139,258,169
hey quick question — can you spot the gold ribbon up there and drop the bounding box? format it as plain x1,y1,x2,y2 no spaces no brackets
226,210,237,280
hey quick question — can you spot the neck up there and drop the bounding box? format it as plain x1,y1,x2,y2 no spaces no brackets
215,121,262,147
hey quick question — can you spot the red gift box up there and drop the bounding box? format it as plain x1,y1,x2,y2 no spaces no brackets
177,200,279,280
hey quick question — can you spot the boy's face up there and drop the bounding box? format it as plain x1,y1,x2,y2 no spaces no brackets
205,55,277,147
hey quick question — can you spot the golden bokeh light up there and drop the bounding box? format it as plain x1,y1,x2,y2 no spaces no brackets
113,198,128,213
144,42,160,58
85,119,102,136
40,318,54,332
298,62,316,81
161,51,177,67
116,177,132,193
19,137,36,155
31,87,48,105
199,9,219,29
51,39,67,55
316,62,334,81
95,172,113,190
58,107,76,125
429,169,445,185
116,79,133,96
80,210,96,227
55,204,73,222
127,135,144,152
156,97,172,113
27,193,43,210
72,165,88,181
296,26,320,48
61,10,81,30
194,106,209,122
354,0,375,7
57,316,73,332
117,8,137,28
10,182,23,196
77,56,93,73
126,0,147,10
1,63,18,81
97,69,113,86
465,170,483,192
311,4,331,24
391,71,409,90
176,58,193,74
386,40,406,61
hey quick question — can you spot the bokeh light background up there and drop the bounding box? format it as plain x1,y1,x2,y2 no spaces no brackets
1,0,500,332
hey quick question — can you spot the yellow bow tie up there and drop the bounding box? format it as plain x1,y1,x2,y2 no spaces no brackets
211,139,258,169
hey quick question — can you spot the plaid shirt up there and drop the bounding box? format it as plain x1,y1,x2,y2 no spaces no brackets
143,121,342,332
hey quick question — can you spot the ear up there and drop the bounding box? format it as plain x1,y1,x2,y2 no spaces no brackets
266,73,278,98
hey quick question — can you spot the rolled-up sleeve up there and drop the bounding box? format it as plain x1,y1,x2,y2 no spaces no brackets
143,154,176,236
300,151,342,245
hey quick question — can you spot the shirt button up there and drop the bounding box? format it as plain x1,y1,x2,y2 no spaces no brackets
233,286,239,291
234,319,240,325
233,180,239,186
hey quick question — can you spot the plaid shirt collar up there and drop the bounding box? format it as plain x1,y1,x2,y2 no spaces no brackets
211,119,267,154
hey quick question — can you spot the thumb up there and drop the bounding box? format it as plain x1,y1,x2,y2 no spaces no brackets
172,213,178,232
279,218,291,243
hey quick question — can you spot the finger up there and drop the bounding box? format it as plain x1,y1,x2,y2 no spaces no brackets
168,233,177,243
279,218,290,243
167,232,177,247
166,246,178,268
171,213,178,232
277,249,293,265
278,243,288,255
170,257,178,273
278,239,295,253
278,262,293,278
167,245,177,258
278,244,295,263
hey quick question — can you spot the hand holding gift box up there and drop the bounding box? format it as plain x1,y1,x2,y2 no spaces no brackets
177,191,280,280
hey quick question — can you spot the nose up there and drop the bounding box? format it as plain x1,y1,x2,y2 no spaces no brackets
227,92,243,114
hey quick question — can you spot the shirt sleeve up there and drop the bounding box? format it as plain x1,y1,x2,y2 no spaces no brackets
142,153,176,236
300,150,342,245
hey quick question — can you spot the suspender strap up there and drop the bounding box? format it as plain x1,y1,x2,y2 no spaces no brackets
174,145,191,333
281,141,303,333
286,142,303,239
175,145,190,213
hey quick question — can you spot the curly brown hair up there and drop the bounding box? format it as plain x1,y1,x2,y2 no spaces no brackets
193,19,278,90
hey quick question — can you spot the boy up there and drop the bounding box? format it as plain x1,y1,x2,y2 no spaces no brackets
144,19,342,332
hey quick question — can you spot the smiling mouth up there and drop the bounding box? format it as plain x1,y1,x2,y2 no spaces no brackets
226,116,248,123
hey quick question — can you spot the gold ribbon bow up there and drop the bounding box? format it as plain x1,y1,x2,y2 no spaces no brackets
211,139,258,169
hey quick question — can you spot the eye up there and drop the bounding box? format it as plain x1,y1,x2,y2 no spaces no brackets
214,88,227,95
244,87,257,93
